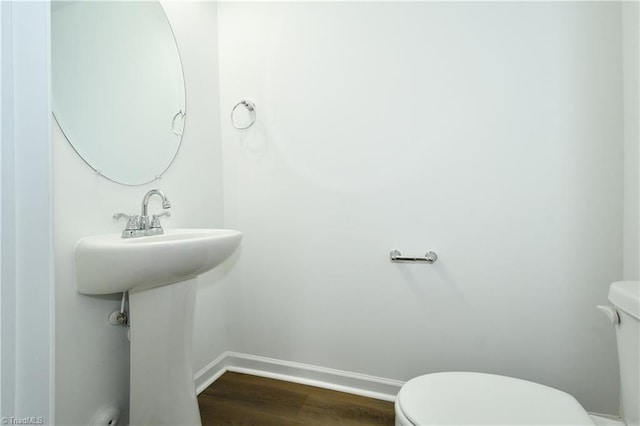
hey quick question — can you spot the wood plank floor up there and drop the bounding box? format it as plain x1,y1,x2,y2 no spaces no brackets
198,372,396,425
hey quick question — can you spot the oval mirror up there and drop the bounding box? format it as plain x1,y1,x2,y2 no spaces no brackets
51,1,186,185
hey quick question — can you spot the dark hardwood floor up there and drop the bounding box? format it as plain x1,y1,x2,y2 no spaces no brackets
198,372,396,425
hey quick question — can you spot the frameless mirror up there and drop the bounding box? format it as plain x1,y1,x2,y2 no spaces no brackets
51,1,186,185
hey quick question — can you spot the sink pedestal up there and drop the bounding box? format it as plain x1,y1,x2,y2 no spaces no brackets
129,278,201,426
74,228,242,425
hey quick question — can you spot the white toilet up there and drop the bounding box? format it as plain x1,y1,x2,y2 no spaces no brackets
395,281,639,426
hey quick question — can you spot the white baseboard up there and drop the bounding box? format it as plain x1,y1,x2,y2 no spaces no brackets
588,413,625,426
194,351,230,395
194,351,404,402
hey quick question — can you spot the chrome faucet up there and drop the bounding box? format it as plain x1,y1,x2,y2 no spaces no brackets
113,189,171,238
140,189,171,233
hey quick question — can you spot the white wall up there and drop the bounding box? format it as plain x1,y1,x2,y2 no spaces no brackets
218,2,624,415
54,2,225,424
623,1,639,280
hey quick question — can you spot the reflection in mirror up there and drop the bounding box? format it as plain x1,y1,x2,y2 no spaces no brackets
51,1,186,185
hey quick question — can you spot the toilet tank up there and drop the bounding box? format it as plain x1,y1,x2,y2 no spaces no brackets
609,281,640,426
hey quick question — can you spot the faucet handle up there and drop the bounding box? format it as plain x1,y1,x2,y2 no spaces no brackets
150,211,171,230
113,213,140,230
113,213,142,238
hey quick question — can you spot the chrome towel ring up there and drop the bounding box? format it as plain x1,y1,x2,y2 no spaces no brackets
231,100,256,130
171,110,185,136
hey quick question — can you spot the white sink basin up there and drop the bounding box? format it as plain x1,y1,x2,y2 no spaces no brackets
74,228,242,294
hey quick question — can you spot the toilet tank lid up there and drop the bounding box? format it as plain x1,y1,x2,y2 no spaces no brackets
609,281,640,320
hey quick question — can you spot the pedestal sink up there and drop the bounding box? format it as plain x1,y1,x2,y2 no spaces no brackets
74,229,242,426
